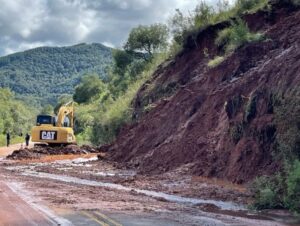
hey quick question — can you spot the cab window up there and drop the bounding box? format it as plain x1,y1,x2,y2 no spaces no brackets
36,115,54,125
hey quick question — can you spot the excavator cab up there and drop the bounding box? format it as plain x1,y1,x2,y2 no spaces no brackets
36,115,55,126
31,102,76,146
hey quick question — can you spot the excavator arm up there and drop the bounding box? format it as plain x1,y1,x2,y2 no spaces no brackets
56,102,74,128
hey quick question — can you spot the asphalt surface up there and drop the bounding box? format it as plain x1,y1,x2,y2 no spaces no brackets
0,181,54,226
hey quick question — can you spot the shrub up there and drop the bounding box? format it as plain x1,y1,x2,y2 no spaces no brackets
250,174,284,210
168,9,194,45
256,188,278,209
273,89,300,161
194,1,214,29
235,0,269,15
215,18,264,54
284,160,300,212
208,56,225,67
250,160,300,213
170,0,269,50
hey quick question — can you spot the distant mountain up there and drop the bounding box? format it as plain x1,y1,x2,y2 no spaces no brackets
0,43,113,105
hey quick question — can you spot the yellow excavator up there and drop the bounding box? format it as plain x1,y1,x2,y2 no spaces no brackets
31,102,76,146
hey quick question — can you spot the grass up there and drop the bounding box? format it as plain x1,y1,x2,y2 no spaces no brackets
208,56,225,68
175,0,269,50
215,18,264,54
235,0,270,15
207,18,264,67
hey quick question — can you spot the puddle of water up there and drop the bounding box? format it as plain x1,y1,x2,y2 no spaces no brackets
92,171,136,177
54,157,98,165
20,170,244,211
57,167,74,171
94,172,116,177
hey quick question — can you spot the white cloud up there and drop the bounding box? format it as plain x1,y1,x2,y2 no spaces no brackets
1,0,229,56
3,41,55,55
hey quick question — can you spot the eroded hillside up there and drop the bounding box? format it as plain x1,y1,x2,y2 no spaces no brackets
106,1,300,183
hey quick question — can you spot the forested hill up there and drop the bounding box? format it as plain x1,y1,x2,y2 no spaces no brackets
0,43,112,105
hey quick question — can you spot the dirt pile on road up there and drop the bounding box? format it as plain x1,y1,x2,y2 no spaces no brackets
7,145,99,160
6,149,42,160
105,2,300,183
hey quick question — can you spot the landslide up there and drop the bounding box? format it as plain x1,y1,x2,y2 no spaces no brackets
106,2,300,183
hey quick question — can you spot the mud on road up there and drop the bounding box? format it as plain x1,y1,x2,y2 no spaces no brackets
0,153,298,226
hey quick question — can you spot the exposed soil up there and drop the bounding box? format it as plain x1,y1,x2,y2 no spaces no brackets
104,2,300,183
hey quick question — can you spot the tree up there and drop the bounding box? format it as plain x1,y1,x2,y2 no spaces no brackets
73,75,106,104
124,24,169,58
40,104,53,115
54,94,73,114
112,49,134,75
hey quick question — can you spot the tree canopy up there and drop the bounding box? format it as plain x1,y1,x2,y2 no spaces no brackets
0,43,112,106
124,24,169,58
0,88,35,136
73,75,107,104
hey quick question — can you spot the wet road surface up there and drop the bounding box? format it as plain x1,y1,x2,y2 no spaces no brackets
0,181,54,226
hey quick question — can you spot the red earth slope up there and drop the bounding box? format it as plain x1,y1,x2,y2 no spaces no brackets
106,2,300,183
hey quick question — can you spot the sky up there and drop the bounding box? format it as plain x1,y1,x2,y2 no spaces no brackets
0,0,228,56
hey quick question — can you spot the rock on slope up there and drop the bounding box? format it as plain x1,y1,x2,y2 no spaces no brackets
106,2,300,183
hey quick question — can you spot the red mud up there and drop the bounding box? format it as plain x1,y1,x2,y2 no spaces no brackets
7,145,99,160
105,3,300,184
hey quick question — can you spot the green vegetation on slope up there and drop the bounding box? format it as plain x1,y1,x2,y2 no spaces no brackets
169,0,269,51
209,18,264,67
0,88,35,146
215,18,264,53
250,160,300,213
251,89,300,213
0,43,112,106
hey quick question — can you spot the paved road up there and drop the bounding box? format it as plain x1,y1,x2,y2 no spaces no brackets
0,181,54,226
0,181,182,226
0,180,126,226
62,210,188,226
